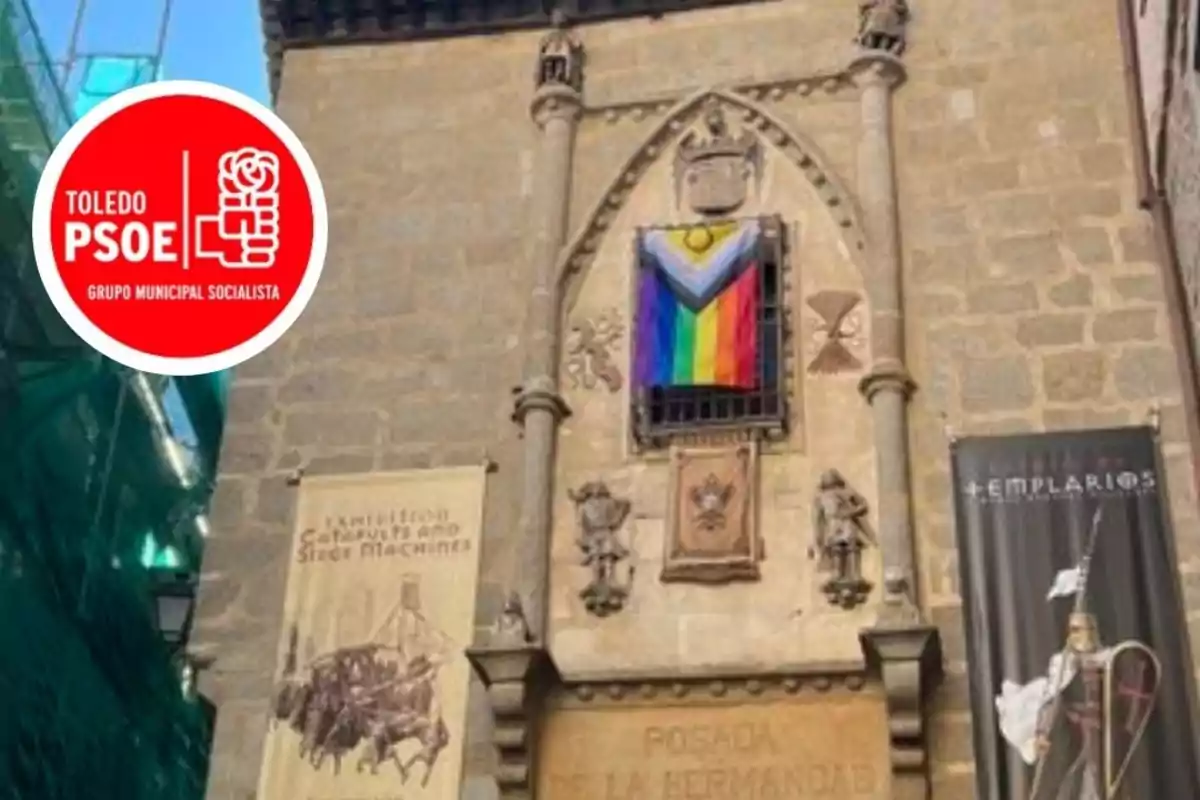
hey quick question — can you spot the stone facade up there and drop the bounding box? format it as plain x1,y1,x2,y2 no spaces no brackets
1137,0,1172,172
1163,0,1200,358
195,0,1200,799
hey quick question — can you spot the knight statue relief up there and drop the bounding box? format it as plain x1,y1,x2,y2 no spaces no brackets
568,481,634,616
809,469,875,609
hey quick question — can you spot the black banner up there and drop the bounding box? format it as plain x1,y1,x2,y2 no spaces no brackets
951,427,1200,800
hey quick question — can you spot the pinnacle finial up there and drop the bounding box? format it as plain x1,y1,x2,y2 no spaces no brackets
703,105,725,136
535,5,583,94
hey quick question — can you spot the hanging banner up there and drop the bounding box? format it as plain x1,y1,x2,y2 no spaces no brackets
950,427,1200,800
257,467,487,800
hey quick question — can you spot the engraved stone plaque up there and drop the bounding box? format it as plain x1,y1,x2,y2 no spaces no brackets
538,691,891,800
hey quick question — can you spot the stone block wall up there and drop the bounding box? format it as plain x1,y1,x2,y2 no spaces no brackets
1166,1,1200,365
194,0,1200,797
898,0,1200,795
1138,0,1172,171
193,32,549,798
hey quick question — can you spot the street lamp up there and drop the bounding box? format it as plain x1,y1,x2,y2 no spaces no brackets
150,568,197,653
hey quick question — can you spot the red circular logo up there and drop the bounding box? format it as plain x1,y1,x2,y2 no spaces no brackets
33,81,328,376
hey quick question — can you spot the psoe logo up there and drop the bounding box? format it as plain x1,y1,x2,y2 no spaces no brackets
32,80,328,376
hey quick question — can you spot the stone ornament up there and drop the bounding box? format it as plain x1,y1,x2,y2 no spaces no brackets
878,567,922,626
492,591,533,645
563,309,624,393
663,442,761,584
806,290,865,375
559,89,868,309
535,9,583,92
810,469,876,609
562,670,869,706
691,474,734,532
855,0,910,56
568,481,634,617
672,101,762,217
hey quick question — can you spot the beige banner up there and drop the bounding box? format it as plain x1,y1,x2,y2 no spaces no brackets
257,467,487,800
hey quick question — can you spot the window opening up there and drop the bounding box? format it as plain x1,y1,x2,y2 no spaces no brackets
631,216,787,447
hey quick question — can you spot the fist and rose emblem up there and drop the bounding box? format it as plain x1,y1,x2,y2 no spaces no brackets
33,82,328,378
195,147,282,268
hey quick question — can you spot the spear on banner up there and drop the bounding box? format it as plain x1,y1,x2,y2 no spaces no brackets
1028,505,1105,799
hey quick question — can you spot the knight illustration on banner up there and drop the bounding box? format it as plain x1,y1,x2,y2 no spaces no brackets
993,508,1163,800
268,578,455,786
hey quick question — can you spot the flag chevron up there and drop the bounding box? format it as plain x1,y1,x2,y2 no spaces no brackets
639,219,761,310
633,220,762,390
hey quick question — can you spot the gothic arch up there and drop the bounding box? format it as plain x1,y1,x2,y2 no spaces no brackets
556,87,868,307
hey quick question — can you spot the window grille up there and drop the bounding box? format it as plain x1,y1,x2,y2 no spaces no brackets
632,215,787,448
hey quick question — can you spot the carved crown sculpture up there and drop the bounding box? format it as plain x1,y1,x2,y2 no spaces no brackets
535,9,584,92
673,103,762,217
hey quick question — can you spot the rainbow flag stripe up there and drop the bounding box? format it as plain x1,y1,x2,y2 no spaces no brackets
634,221,761,389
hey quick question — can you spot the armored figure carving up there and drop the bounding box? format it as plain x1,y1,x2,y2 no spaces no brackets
673,103,761,217
568,481,633,617
809,469,875,609
535,9,583,91
855,0,909,55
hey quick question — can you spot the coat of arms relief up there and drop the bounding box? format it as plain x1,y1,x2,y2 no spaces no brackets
673,101,763,218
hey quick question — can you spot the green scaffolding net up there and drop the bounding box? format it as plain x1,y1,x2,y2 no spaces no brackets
0,360,223,800
0,1,223,796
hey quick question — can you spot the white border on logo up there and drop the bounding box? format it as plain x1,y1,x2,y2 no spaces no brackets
31,79,329,377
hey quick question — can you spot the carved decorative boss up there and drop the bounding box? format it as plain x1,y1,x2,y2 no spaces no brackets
535,10,583,91
809,469,875,609
673,102,762,217
806,290,865,375
855,0,909,56
663,442,760,583
564,308,624,393
491,591,533,646
568,481,634,617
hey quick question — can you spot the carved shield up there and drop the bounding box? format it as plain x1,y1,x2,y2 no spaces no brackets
1103,641,1162,798
683,154,752,216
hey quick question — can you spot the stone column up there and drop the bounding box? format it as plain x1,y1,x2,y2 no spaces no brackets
467,20,582,800
849,50,943,800
850,52,917,612
511,80,581,641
